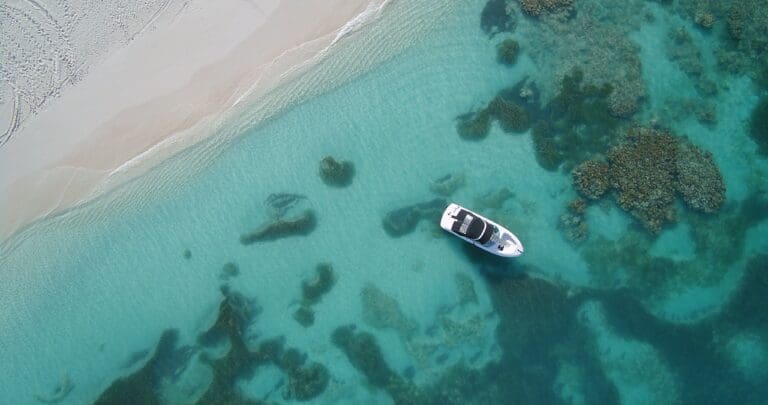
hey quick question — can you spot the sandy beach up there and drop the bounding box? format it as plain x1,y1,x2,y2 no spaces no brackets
0,0,377,244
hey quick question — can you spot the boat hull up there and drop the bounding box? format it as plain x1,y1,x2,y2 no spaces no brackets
440,203,524,257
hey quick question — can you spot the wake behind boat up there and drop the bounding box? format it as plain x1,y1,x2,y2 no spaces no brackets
440,203,524,257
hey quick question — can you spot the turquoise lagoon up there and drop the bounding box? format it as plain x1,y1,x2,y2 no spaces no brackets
2,0,768,404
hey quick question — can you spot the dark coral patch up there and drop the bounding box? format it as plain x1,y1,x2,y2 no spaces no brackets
497,39,520,65
572,160,610,200
382,198,446,237
319,156,355,187
608,127,679,232
94,330,192,405
572,126,726,233
302,263,336,306
293,306,315,327
481,0,516,37
240,210,317,244
489,94,530,133
456,109,492,140
518,0,574,17
749,96,768,155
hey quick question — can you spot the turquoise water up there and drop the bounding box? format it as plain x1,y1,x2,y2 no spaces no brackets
2,0,768,403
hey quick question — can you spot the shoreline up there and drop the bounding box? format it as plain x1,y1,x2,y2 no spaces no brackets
0,0,379,245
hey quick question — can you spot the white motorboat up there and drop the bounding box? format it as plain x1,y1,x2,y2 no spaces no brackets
440,203,524,257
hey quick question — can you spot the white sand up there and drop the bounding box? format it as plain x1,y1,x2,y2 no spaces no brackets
0,0,377,243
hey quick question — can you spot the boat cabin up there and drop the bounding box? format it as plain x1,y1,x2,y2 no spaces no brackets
450,209,495,244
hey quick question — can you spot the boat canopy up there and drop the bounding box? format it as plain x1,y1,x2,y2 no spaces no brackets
451,209,493,243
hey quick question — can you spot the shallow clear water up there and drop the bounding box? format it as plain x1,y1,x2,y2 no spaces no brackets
2,0,768,404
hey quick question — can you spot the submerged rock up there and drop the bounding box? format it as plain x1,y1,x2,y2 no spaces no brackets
382,198,446,237
293,306,315,327
240,210,317,244
319,156,355,187
675,142,725,213
301,263,336,306
219,262,240,280
182,249,192,260
497,38,520,65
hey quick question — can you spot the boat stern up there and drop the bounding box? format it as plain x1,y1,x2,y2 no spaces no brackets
440,203,461,232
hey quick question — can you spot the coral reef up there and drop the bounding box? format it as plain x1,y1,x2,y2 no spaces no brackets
675,142,725,213
319,156,355,187
481,0,517,37
489,94,530,133
94,330,188,405
676,0,768,81
456,79,538,140
361,284,418,338
531,121,563,171
496,38,520,65
579,254,768,403
267,348,331,401
572,160,610,200
571,126,726,233
454,273,478,306
527,69,625,171
198,287,260,347
220,262,240,280
240,210,317,244
518,0,574,17
182,249,192,260
559,197,589,244
608,127,679,233
301,263,336,306
430,173,465,196
750,96,768,155
293,306,315,327
584,191,767,299
665,27,717,97
382,198,446,237
518,0,646,118
694,9,716,29
194,289,332,403
456,109,492,140
578,301,681,404
331,325,423,402
292,263,336,327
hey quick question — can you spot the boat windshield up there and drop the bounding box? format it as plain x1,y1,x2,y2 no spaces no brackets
452,211,486,240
